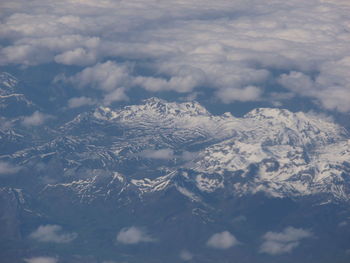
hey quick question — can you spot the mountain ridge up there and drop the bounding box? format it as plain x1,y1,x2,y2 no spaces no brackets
1,85,350,262
4,97,347,203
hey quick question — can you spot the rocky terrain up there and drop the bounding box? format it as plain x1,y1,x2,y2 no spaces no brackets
0,72,350,263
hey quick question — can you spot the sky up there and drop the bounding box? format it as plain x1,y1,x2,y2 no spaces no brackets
1,0,350,116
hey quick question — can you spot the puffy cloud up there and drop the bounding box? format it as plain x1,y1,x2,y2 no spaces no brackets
0,44,40,66
1,0,350,110
138,149,175,160
137,149,198,162
338,221,348,227
278,59,350,113
116,226,154,244
313,57,350,112
0,161,20,175
216,86,263,103
179,250,193,261
29,224,77,243
54,47,97,66
24,257,58,263
232,215,247,223
0,117,13,129
278,71,315,95
69,61,131,91
21,111,50,127
0,33,100,66
180,151,198,161
206,231,240,249
259,226,312,255
67,96,96,108
133,65,206,93
103,87,129,105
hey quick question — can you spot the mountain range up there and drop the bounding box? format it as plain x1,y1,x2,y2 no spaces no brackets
0,72,350,263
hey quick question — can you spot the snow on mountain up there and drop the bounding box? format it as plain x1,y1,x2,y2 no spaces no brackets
5,98,350,202
0,72,36,118
87,99,346,150
0,72,18,96
113,98,235,135
191,108,350,200
61,98,240,153
0,94,34,111
94,97,211,120
131,171,175,194
243,108,346,146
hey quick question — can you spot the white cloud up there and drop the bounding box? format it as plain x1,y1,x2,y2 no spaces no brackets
0,117,13,129
21,111,49,127
133,65,206,93
278,57,350,113
232,215,247,223
259,226,312,255
24,257,58,263
278,71,315,95
138,149,175,160
0,44,39,66
29,225,77,243
216,86,263,103
1,0,350,110
137,149,197,162
180,151,198,161
206,231,240,249
69,61,131,91
0,161,20,175
103,87,129,105
67,96,96,108
179,250,193,261
54,47,97,66
116,226,154,244
338,221,348,227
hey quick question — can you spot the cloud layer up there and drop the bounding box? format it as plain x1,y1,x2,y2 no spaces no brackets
1,0,350,111
260,226,312,255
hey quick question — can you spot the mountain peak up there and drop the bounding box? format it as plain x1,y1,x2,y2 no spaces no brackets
142,97,167,105
93,98,211,122
86,99,346,146
244,107,296,119
0,72,18,96
140,97,210,117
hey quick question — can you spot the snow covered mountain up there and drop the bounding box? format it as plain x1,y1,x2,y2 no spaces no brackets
1,95,350,263
0,72,19,96
6,97,347,203
0,72,36,118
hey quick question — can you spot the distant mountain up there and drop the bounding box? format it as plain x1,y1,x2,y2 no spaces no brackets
1,89,350,262
0,72,37,118
0,72,19,96
10,97,348,202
